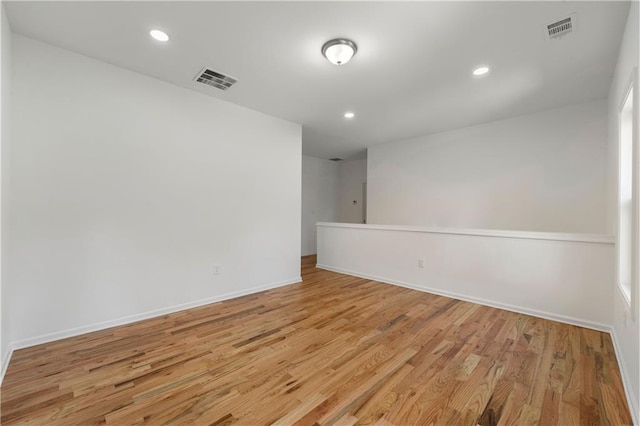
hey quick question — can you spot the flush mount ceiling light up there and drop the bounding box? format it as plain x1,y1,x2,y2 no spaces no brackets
473,66,490,76
322,38,357,65
344,112,355,119
150,29,170,42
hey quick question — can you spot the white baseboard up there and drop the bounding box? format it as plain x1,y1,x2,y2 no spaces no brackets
0,343,15,385
316,264,610,332
610,327,639,425
9,276,302,353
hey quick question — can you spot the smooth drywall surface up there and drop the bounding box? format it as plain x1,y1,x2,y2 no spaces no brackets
301,156,366,256
608,2,639,420
317,223,614,329
0,3,11,372
368,100,608,233
301,155,339,256
9,35,301,345
338,159,367,224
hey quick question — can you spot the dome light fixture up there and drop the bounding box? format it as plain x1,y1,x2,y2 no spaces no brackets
344,112,355,119
322,38,358,66
150,29,170,42
473,66,490,76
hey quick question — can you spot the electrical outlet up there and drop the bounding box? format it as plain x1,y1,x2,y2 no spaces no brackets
418,258,425,268
213,264,221,275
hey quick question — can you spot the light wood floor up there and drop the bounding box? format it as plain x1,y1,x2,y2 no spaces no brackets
1,255,632,425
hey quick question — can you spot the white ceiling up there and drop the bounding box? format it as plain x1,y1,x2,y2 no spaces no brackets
5,1,630,159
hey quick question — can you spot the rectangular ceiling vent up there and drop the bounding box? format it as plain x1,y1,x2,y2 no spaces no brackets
329,158,343,162
544,13,577,41
194,67,238,91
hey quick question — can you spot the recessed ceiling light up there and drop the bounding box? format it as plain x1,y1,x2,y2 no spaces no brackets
322,39,358,66
150,29,170,42
473,66,490,76
344,112,355,119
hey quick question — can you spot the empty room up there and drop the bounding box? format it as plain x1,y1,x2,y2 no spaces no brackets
0,1,638,425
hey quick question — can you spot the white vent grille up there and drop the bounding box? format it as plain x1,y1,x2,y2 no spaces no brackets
544,14,577,40
194,68,238,91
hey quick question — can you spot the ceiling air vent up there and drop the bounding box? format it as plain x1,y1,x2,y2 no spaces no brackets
544,13,577,41
329,158,343,162
194,67,238,91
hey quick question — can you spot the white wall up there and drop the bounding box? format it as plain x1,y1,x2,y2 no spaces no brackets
338,158,367,224
300,156,368,255
0,3,11,375
368,101,608,233
318,223,614,329
607,2,639,420
9,35,301,346
301,155,339,256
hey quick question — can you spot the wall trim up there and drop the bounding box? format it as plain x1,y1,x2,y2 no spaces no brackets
610,327,640,425
8,276,302,354
317,222,615,245
0,344,15,385
316,263,610,332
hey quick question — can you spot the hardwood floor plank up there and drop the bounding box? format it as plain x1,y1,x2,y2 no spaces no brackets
0,255,632,425
352,363,414,424
496,382,530,426
270,393,327,426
